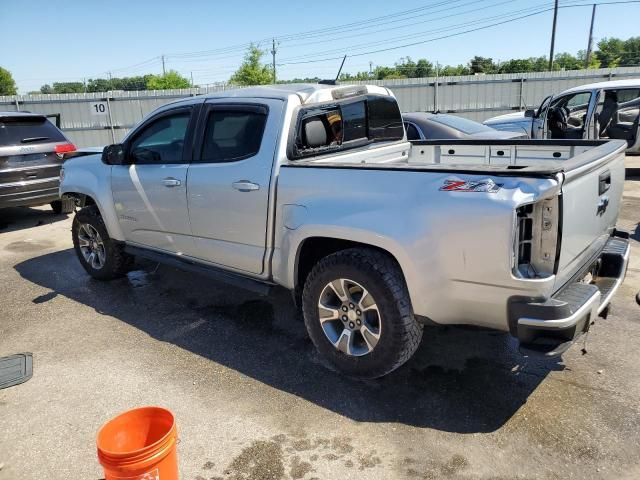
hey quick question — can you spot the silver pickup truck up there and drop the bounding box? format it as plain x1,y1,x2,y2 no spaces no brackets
60,84,631,378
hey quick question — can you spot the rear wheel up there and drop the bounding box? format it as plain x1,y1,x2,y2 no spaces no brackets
302,248,423,378
50,197,75,214
72,205,133,280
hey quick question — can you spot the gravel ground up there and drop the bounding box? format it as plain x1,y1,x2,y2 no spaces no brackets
0,179,639,480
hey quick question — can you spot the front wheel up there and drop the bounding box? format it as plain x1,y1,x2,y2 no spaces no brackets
72,205,133,280
302,248,423,378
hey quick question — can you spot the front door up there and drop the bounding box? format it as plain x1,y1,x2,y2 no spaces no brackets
187,98,283,275
111,107,195,254
531,95,551,139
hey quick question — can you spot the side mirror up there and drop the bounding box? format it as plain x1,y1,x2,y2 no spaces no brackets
524,109,535,118
102,144,126,165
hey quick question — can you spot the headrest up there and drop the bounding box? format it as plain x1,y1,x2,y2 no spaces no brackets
304,118,327,148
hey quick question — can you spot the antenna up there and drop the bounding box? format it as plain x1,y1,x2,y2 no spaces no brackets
318,55,347,85
335,55,347,82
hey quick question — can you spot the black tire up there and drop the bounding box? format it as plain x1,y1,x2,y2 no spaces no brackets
302,248,423,378
72,205,133,280
51,197,75,214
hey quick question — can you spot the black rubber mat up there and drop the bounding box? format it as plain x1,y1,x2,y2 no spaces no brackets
0,353,33,389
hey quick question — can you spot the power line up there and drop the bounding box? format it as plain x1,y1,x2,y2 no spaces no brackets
277,0,640,66
166,0,473,60
278,2,559,63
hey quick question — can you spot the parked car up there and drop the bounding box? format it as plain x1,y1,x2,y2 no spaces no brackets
61,84,629,378
403,112,525,140
0,112,76,213
484,79,640,153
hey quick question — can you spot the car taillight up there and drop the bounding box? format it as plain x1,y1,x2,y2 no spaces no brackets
55,143,76,154
514,197,559,279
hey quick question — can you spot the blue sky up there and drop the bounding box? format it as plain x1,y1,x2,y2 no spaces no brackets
2,0,639,93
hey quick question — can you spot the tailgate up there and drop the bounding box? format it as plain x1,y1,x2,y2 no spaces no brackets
554,140,627,289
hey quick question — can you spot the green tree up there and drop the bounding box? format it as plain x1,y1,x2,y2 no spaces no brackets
374,65,401,79
621,37,640,66
87,76,149,92
595,37,625,67
0,67,17,95
339,71,371,81
395,57,417,77
469,56,497,74
553,52,583,70
145,70,191,90
40,84,53,94
439,64,470,76
47,82,85,93
497,58,535,73
415,59,434,77
229,44,273,86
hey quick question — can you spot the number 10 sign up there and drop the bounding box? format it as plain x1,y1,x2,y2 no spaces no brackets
90,101,108,116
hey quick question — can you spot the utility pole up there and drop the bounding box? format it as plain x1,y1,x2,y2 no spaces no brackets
190,71,194,88
107,71,112,90
369,61,373,78
161,55,166,75
548,0,559,70
585,4,597,68
271,39,277,84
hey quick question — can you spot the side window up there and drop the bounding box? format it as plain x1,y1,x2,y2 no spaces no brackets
546,92,591,139
404,122,421,140
292,94,404,158
129,111,190,164
200,107,268,163
368,95,404,141
595,89,640,143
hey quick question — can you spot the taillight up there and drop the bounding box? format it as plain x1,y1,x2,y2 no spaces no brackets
514,197,559,278
55,143,76,154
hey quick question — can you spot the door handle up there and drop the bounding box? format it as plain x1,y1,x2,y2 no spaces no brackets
232,181,260,192
162,177,181,187
598,170,611,195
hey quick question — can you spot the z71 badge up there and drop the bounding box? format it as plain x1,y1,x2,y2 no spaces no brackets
439,179,503,193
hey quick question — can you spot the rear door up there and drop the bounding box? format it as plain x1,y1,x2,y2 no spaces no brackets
111,106,196,254
187,98,283,274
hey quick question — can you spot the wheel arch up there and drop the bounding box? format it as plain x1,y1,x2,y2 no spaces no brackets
292,236,409,307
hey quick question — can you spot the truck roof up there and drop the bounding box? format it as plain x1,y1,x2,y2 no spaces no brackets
561,78,640,95
197,83,394,105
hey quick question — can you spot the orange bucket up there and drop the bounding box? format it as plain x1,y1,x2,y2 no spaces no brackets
97,407,179,480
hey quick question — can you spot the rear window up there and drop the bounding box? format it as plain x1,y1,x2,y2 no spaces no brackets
291,94,403,159
0,116,66,147
427,114,492,135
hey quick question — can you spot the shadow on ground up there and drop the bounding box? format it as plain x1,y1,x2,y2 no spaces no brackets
0,206,69,233
15,248,564,434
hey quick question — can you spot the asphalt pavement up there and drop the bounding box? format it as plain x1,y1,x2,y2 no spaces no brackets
0,179,639,480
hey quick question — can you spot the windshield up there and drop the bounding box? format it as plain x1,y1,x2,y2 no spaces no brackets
428,114,492,134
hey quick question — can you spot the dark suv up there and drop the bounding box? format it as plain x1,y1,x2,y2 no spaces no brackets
0,112,76,213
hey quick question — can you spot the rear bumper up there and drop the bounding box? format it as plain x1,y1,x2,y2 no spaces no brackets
0,177,60,209
508,233,630,356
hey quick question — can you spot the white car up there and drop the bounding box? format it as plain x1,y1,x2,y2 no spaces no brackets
484,79,640,153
